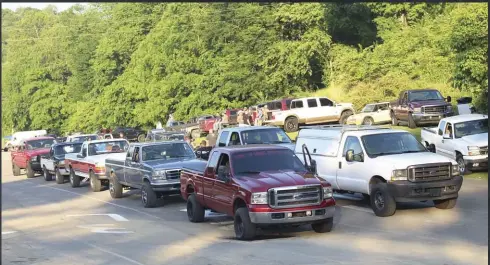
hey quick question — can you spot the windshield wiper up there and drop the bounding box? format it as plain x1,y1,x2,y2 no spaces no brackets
238,171,262,174
271,141,291,144
400,150,425,153
371,152,402,157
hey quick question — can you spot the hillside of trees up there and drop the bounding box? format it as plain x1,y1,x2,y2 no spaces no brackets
2,3,488,135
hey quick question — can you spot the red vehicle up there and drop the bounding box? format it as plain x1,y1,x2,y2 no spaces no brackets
180,145,335,240
258,98,294,120
199,109,238,134
11,136,57,178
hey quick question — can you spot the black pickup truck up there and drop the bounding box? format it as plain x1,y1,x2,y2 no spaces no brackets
104,141,197,208
40,142,83,183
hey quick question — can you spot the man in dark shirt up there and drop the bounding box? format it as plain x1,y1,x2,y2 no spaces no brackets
206,129,218,147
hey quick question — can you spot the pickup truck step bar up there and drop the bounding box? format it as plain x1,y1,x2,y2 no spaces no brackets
299,125,392,131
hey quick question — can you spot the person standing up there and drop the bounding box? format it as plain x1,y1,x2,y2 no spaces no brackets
119,132,126,139
256,107,264,126
206,129,218,147
237,108,245,126
221,112,229,125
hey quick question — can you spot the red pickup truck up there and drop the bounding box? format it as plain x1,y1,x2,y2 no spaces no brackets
180,145,335,240
11,136,57,178
199,109,238,135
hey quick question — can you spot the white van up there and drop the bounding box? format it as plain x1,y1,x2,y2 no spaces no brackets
294,125,463,217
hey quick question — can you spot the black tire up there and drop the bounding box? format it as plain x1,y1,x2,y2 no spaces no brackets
234,207,256,240
43,166,53,181
137,134,146,142
69,167,80,188
186,193,205,223
370,183,397,217
311,217,334,233
109,173,123,199
362,117,374,126
55,168,64,184
408,113,417,129
12,163,20,176
284,116,299,133
141,181,157,208
456,154,466,174
89,171,102,192
433,198,458,209
26,162,35,178
339,110,354,125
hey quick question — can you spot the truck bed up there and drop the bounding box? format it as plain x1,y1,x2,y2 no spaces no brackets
181,160,208,175
421,127,437,134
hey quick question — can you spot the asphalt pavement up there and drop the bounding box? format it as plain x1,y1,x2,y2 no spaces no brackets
2,152,488,265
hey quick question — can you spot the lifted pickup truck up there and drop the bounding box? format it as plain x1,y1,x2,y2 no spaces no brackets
215,126,294,150
295,125,463,217
105,141,196,208
421,114,488,173
390,89,453,129
180,145,335,240
40,142,82,183
65,139,129,192
11,136,57,178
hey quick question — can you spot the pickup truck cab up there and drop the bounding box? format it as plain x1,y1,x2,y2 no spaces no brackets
65,139,129,192
295,125,463,217
264,97,355,132
421,114,488,173
215,126,294,151
40,142,83,183
105,141,196,207
66,134,98,143
390,89,453,129
11,136,57,178
346,102,391,125
180,145,335,240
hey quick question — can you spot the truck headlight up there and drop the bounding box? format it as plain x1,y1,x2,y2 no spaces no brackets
468,146,480,156
413,107,422,113
251,192,268,204
452,165,460,176
391,169,407,181
322,186,333,199
152,170,167,180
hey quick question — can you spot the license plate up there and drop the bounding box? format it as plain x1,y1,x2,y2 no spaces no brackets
428,188,442,197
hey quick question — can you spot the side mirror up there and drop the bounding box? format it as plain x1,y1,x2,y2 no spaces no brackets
442,134,451,139
446,96,452,103
309,159,317,174
345,149,355,162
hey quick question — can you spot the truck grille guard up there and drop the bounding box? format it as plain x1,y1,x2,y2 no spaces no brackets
407,163,452,182
268,185,322,209
165,169,181,180
422,105,446,114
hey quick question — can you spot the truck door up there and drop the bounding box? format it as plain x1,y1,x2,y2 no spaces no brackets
201,151,220,203
318,97,337,122
336,136,367,193
127,146,143,186
123,146,134,185
305,98,323,123
437,122,455,159
398,92,409,122
212,153,235,215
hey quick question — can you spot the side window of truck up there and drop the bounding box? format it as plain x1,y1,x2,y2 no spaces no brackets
218,131,229,147
133,147,140,162
230,132,241,146
307,99,318,108
291,100,304,109
438,121,446,135
319,98,333,107
216,154,231,178
208,151,220,170
342,136,364,158
401,93,408,105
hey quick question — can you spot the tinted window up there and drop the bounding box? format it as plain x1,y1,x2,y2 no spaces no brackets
361,132,426,158
72,135,98,142
274,101,282,109
438,121,446,135
319,98,333,107
291,100,304,109
454,119,488,138
445,123,453,138
307,99,318,108
54,144,82,155
378,103,389,110
408,90,443,102
25,139,56,150
218,131,229,147
342,136,363,157
240,128,291,145
141,143,195,161
88,140,129,156
230,132,241,146
232,149,306,176
285,99,292,109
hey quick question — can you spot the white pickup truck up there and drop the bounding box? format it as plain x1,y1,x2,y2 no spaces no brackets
295,125,462,217
263,97,355,132
421,114,488,174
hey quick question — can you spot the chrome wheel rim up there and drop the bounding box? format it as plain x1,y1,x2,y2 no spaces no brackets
141,189,148,205
366,119,373,125
109,182,114,194
374,191,385,209
457,158,465,174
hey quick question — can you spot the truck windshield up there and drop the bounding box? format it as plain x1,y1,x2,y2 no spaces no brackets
232,149,307,175
88,141,129,155
141,143,195,161
54,144,82,155
408,90,443,102
25,139,56,150
454,119,488,138
361,132,427,158
240,128,292,145
361,105,375,113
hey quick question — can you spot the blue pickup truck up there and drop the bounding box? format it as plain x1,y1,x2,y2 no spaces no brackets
104,141,197,208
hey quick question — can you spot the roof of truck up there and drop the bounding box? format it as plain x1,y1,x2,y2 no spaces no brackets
221,126,283,133
298,126,408,138
217,144,290,153
440,114,487,124
85,139,128,144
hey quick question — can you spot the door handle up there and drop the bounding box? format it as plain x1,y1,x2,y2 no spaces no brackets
338,161,342,169
441,140,444,143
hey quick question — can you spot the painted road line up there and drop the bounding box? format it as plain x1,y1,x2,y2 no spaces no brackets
66,213,129,222
77,224,134,234
2,231,17,235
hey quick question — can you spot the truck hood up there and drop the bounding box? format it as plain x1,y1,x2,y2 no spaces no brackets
373,152,456,169
234,170,323,193
460,133,488,147
143,157,197,170
409,100,449,108
26,148,51,157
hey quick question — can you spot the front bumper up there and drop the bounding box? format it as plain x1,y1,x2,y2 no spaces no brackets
463,156,488,171
387,175,463,203
412,112,453,125
151,181,181,193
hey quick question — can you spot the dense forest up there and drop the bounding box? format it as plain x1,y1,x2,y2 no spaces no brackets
2,3,488,135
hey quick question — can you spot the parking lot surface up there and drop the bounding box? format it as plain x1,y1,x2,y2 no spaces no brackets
2,152,488,265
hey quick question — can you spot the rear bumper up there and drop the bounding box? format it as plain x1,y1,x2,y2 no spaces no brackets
412,112,453,125
463,156,488,171
387,175,463,202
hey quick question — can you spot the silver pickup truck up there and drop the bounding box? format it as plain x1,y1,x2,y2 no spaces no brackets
105,141,197,208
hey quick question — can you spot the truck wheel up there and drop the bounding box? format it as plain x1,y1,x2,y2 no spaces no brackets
433,198,457,209
370,184,397,217
456,154,466,174
362,117,374,126
43,166,53,181
70,168,80,188
284,117,299,133
234,207,256,240
141,182,157,208
408,113,417,129
55,168,64,184
137,134,146,142
89,171,102,192
391,112,399,126
186,193,205,223
311,217,334,233
339,110,353,125
26,162,35,178
12,163,20,176
109,173,123,199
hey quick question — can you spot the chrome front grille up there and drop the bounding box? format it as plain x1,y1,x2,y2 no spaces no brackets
268,185,322,209
480,146,488,155
408,163,451,182
165,169,181,180
423,106,446,114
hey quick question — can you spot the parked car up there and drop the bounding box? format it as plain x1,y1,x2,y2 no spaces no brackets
421,114,488,173
215,126,294,151
180,145,336,240
263,97,355,132
145,130,185,142
110,127,146,142
11,136,57,178
346,102,391,125
105,141,196,207
4,130,47,151
295,125,463,217
64,139,129,192
40,142,83,183
390,88,453,129
66,134,98,143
